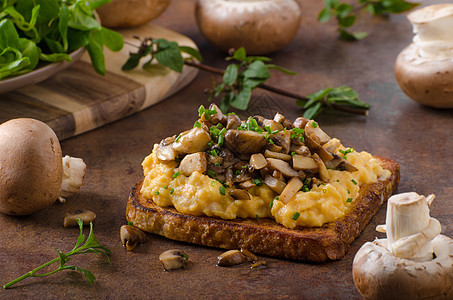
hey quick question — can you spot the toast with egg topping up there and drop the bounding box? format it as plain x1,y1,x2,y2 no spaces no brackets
126,105,399,262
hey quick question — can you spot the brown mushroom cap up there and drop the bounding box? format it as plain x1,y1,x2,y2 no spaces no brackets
353,236,453,300
97,0,171,28
394,43,453,108
195,0,301,55
0,118,62,216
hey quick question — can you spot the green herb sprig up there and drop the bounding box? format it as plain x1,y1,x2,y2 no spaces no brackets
123,38,370,119
318,0,420,41
3,219,111,289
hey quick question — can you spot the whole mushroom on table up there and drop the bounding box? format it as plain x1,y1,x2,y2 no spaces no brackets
0,118,86,216
395,4,453,108
195,0,301,55
353,192,453,300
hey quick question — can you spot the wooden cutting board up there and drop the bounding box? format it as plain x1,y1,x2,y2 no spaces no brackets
0,24,199,140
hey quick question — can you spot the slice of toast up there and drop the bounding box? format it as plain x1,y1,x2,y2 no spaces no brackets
126,156,399,262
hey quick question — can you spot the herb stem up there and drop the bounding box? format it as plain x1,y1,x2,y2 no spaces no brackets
3,257,60,289
184,61,368,116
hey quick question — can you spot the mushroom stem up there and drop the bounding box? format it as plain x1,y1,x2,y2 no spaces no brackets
60,155,87,199
383,192,441,261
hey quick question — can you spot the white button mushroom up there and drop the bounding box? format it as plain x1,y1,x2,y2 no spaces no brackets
195,0,301,55
394,4,453,108
0,118,86,216
352,192,453,299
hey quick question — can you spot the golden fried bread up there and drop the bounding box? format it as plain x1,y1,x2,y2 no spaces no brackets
126,156,399,262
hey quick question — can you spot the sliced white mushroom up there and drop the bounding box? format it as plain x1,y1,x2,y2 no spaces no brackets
304,134,334,162
172,127,212,155
264,150,291,161
216,249,247,267
179,152,207,176
264,175,286,194
120,224,147,251
159,249,188,270
63,210,96,227
305,120,330,145
292,155,319,171
278,177,303,204
249,153,267,170
224,129,267,154
156,145,177,162
229,189,251,201
311,153,329,182
266,158,299,178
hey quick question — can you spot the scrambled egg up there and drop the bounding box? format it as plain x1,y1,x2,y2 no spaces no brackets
141,144,390,228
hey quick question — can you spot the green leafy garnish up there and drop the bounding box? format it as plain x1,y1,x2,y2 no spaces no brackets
3,219,110,289
0,0,124,79
318,0,419,41
291,212,301,220
124,38,370,119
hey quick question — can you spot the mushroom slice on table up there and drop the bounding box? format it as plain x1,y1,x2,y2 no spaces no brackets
120,225,148,251
64,210,96,227
159,249,189,270
217,250,247,267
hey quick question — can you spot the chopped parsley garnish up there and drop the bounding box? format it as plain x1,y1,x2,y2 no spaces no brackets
198,105,217,119
193,121,201,128
311,122,318,128
207,170,217,178
127,221,134,226
291,212,300,220
219,186,226,195
347,198,353,203
339,148,354,159
291,128,305,142
170,188,175,195
270,196,279,208
351,179,357,185
253,178,263,186
172,171,181,178
208,141,214,147
291,151,296,156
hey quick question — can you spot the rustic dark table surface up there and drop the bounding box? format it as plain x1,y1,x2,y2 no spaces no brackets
1,0,452,299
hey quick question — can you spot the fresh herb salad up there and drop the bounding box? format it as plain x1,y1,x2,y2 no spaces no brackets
0,0,123,80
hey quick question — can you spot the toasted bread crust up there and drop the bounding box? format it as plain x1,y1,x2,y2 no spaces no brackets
126,156,399,262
